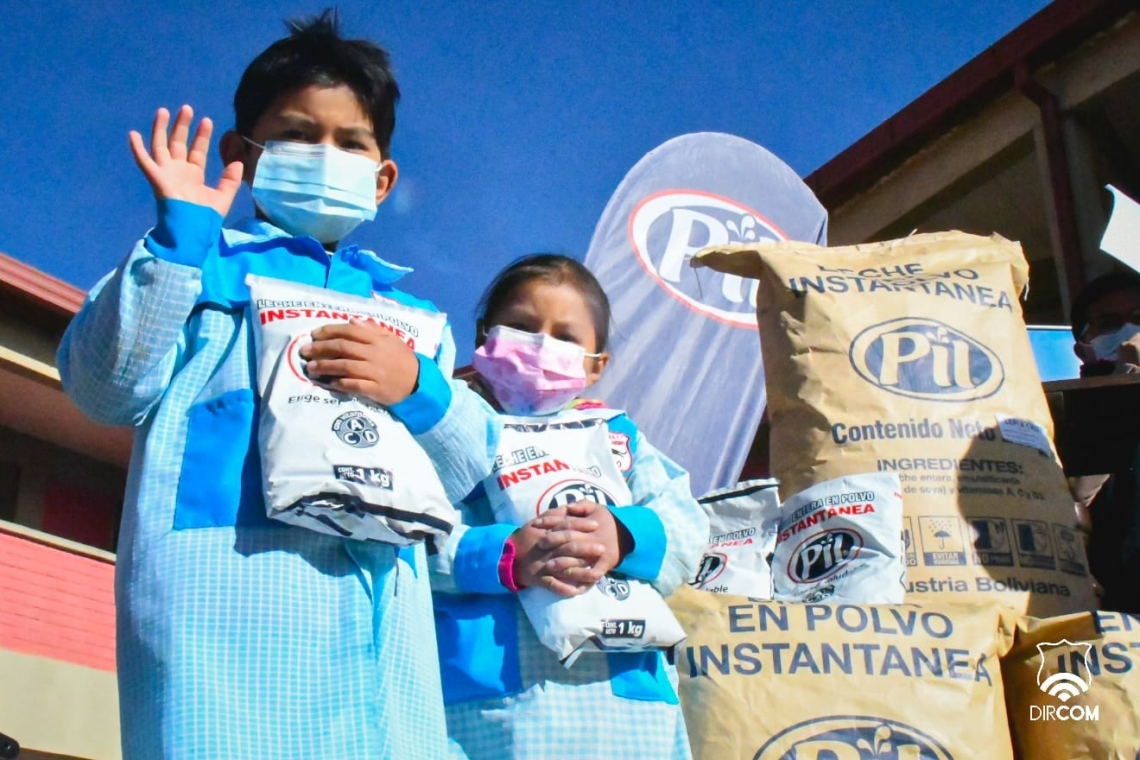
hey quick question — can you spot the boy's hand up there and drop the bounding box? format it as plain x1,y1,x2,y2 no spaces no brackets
129,105,243,218
301,320,420,405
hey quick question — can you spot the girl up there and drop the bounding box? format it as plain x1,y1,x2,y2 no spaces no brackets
427,254,708,760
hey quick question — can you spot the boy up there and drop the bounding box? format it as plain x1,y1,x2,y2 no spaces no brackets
58,12,491,759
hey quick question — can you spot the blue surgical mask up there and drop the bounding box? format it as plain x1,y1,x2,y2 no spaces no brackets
1089,322,1140,362
247,139,380,244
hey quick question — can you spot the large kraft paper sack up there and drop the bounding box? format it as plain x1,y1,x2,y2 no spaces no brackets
694,232,1095,617
1002,611,1140,760
668,585,1015,760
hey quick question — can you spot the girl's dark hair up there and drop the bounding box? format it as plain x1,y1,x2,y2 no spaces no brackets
476,254,612,351
233,9,400,156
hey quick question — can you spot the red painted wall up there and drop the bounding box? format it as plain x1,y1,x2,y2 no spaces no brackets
0,528,115,672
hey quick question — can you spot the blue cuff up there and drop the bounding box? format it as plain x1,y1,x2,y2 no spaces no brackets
453,523,517,595
611,505,667,580
144,198,223,268
609,652,679,704
390,354,452,434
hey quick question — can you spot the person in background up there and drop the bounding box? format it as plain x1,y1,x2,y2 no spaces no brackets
1069,271,1140,612
57,12,490,759
1072,272,1140,376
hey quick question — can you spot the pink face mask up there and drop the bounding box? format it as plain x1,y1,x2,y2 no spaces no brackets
472,325,599,416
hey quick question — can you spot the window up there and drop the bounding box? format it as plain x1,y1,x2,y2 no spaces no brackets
0,461,19,522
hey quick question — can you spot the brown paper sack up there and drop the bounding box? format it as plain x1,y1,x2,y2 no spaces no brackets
1003,611,1140,759
694,232,1096,617
669,585,1015,760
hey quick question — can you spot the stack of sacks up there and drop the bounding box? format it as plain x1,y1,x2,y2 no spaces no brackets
694,231,1096,617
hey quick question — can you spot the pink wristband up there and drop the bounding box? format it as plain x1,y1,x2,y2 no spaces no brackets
499,537,523,592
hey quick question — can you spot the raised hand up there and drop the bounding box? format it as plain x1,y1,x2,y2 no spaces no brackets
301,320,420,405
129,105,244,218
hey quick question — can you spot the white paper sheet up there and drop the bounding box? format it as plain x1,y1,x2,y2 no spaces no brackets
1101,185,1140,273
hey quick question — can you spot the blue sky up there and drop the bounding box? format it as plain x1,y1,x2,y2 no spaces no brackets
1,0,1050,362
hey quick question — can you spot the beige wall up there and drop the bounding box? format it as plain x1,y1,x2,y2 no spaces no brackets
0,649,120,760
0,310,62,378
824,12,1140,322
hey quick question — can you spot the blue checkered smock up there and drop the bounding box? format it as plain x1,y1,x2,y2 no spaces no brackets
427,403,707,760
58,200,493,760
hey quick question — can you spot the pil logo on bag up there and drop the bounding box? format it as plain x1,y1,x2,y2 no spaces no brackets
286,334,317,384
628,190,787,327
692,553,728,586
849,318,1004,402
787,529,862,583
536,479,618,517
754,717,951,760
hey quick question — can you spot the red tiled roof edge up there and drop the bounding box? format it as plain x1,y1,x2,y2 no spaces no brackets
0,251,86,318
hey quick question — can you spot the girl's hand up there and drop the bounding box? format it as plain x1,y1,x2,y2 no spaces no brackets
510,510,590,596
301,321,419,405
538,502,623,585
129,105,243,217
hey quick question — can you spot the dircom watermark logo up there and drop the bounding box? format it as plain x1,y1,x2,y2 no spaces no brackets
1031,639,1099,722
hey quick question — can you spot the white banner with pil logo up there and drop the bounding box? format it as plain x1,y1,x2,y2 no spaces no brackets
584,133,827,495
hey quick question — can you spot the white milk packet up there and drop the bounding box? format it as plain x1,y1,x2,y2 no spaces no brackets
772,471,905,604
247,274,457,546
691,479,780,598
484,411,685,666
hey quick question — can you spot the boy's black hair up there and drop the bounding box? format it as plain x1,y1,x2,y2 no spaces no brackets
1071,271,1140,338
477,254,612,352
234,9,400,156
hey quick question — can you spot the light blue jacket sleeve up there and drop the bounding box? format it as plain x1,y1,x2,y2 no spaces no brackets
613,432,708,595
434,321,457,377
57,199,221,427
384,321,505,595
389,349,501,507
427,488,516,595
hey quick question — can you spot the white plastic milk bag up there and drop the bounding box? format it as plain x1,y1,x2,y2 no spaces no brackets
691,479,780,598
247,274,457,546
772,472,905,603
484,410,685,665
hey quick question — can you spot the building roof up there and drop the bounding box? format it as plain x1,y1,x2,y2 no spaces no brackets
0,251,86,333
0,252,132,468
804,0,1138,210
